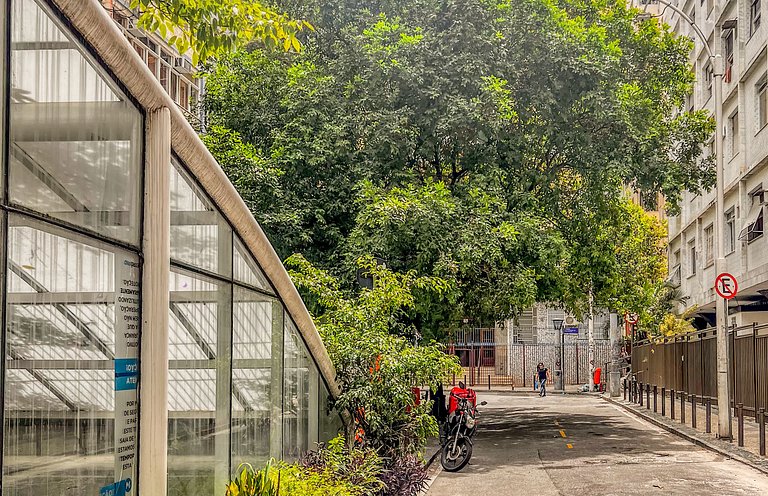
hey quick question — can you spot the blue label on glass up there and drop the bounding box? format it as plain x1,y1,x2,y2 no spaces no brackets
115,358,139,376
100,478,132,496
116,375,138,391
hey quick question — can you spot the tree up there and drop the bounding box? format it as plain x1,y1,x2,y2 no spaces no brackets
203,0,713,340
133,0,313,63
286,254,460,457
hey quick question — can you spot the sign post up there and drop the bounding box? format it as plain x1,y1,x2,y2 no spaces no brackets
715,272,737,440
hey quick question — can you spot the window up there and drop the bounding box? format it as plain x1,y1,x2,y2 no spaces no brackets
740,187,766,242
704,225,714,265
725,209,736,254
728,111,739,159
704,62,713,101
759,79,768,130
689,240,697,275
752,0,762,36
8,0,143,246
725,31,734,82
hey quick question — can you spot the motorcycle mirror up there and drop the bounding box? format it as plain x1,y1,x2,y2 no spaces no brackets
480,401,488,406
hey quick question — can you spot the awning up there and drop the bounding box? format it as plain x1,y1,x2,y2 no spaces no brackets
738,202,764,241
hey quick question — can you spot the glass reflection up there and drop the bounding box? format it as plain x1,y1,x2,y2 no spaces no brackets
231,287,274,470
167,269,231,496
3,215,140,496
283,319,312,459
170,161,232,277
9,0,142,246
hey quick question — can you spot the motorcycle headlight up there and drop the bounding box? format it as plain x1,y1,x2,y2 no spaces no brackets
466,416,476,429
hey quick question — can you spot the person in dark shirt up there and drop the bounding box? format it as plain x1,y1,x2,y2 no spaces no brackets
537,362,550,397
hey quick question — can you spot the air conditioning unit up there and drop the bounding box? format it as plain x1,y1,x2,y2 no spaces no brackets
174,57,194,74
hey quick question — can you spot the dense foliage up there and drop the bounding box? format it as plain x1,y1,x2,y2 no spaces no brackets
203,0,712,338
287,255,461,455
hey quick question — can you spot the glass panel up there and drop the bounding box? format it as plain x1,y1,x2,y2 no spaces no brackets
282,319,310,459
167,269,231,496
3,214,141,496
231,287,274,470
9,0,143,246
319,380,342,443
170,160,232,276
233,237,272,292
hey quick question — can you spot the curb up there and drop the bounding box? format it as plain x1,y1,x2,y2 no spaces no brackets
421,449,443,495
603,396,768,476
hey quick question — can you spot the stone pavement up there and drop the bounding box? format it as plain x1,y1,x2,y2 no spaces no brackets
427,392,768,495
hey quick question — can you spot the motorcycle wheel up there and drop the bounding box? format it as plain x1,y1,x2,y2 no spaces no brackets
440,436,473,472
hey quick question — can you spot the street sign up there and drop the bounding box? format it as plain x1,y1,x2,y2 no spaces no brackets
563,327,579,334
715,272,738,300
625,313,638,325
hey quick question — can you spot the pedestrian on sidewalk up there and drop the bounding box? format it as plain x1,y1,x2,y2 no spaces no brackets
538,362,550,397
534,363,541,392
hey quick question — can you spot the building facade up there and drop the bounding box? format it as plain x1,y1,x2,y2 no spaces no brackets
661,0,768,327
0,0,341,495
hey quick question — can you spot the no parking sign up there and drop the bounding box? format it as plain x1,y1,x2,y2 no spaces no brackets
715,273,738,300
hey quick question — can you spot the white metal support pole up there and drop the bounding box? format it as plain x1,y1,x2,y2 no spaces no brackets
713,51,733,440
139,107,171,495
588,289,595,392
609,312,621,397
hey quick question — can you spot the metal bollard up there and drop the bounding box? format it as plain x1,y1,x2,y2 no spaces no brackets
464,375,467,386
680,392,686,424
691,394,697,429
670,389,675,420
738,403,744,447
759,408,766,456
661,387,666,416
653,385,658,413
623,379,627,401
633,380,638,403
646,384,650,410
706,398,712,433
452,373,456,386
639,382,644,406
488,375,491,391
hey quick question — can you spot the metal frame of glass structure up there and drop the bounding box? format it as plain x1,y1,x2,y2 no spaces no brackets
0,1,342,495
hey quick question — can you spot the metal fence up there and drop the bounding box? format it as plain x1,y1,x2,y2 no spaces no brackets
448,341,612,388
631,323,768,418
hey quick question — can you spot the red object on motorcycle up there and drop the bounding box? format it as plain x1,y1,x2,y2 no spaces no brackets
448,386,477,414
406,387,421,414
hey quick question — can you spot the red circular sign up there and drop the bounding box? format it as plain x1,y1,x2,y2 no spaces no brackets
715,273,739,300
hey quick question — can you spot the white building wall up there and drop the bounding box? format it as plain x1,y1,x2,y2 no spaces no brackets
664,0,768,326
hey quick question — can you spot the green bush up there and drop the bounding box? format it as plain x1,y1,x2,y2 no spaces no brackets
226,436,388,496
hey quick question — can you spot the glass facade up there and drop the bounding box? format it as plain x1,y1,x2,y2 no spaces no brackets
0,1,341,495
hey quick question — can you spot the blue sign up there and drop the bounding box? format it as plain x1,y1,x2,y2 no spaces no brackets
115,358,138,391
100,478,132,496
563,327,579,334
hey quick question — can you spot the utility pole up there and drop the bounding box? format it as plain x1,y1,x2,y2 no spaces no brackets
639,1,733,438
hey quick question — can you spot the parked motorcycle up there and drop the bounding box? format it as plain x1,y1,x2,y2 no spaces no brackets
440,386,486,472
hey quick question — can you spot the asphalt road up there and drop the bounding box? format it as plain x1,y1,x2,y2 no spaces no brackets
427,392,768,495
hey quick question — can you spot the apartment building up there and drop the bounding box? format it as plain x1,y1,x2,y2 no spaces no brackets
661,0,768,327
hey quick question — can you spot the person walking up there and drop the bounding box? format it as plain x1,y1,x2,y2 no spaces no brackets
534,363,541,392
537,362,550,397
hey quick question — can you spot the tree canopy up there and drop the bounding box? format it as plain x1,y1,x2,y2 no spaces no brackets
202,0,712,339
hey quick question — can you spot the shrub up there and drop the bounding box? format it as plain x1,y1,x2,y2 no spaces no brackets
379,454,428,496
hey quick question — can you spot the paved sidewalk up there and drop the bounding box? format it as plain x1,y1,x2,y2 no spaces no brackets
428,392,768,495
610,391,768,474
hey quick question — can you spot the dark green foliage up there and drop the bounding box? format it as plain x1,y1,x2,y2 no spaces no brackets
204,0,712,338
